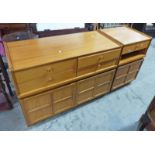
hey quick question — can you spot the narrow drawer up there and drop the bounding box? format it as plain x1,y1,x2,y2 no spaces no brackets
77,49,120,76
129,59,143,73
94,82,111,97
15,59,77,95
95,69,115,86
122,41,150,54
22,92,53,125
112,76,126,90
116,64,129,78
97,49,121,71
52,83,75,114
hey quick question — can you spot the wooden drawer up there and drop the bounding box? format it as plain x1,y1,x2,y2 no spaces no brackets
15,59,77,95
77,49,120,76
122,41,150,55
77,77,95,104
52,83,76,114
112,76,126,89
21,92,53,125
129,59,143,73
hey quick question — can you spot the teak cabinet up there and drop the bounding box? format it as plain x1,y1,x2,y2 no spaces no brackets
5,28,151,125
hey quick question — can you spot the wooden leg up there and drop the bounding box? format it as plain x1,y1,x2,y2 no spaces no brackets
137,113,150,131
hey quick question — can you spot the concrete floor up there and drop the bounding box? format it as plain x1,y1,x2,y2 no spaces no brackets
0,39,155,131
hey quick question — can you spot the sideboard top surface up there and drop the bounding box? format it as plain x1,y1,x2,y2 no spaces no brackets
5,31,120,71
100,27,151,45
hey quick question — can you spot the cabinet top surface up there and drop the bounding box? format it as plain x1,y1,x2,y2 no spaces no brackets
100,27,151,45
6,31,120,71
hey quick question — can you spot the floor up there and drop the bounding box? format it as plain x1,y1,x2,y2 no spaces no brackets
0,39,155,131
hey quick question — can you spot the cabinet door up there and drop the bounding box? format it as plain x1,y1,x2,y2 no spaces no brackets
112,59,143,90
112,76,126,90
52,83,76,114
77,77,95,105
126,71,138,83
94,70,115,97
129,59,143,73
21,92,53,125
115,64,130,78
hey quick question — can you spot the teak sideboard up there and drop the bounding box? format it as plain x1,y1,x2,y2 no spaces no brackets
5,27,152,125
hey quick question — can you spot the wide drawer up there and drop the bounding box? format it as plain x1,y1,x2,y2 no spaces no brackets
21,91,53,125
14,59,77,95
77,49,120,76
122,41,150,55
52,83,76,114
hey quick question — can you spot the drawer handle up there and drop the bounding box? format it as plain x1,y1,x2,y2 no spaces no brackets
98,64,101,67
47,77,53,81
99,56,104,62
46,67,53,72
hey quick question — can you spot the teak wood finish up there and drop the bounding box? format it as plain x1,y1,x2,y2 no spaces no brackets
5,28,151,125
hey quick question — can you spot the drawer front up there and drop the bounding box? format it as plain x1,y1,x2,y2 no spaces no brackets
95,70,115,86
123,41,150,54
15,59,77,95
22,92,53,125
52,83,76,114
126,71,138,83
116,64,130,78
94,82,111,97
112,76,126,90
77,49,120,76
77,53,101,76
97,49,121,71
77,77,95,104
129,59,143,73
